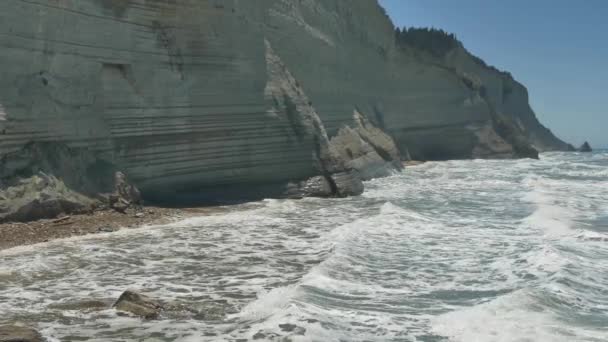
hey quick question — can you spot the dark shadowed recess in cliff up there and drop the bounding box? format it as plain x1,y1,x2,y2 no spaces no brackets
0,142,116,195
394,126,477,161
0,140,297,208
142,182,292,207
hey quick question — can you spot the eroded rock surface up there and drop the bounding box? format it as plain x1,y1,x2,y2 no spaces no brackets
265,40,400,198
113,290,163,319
109,172,142,213
0,142,119,222
111,290,233,321
326,110,403,180
0,0,571,207
330,172,365,197
285,176,334,198
0,173,97,223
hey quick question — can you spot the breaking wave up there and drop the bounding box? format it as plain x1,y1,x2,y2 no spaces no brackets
1,151,607,341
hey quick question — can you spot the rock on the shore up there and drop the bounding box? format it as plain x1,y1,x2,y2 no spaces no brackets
579,141,593,152
330,172,365,197
278,323,306,334
0,141,122,223
253,331,281,340
112,290,232,321
0,325,44,342
113,290,163,319
0,173,97,223
325,110,402,180
285,176,334,198
109,172,142,213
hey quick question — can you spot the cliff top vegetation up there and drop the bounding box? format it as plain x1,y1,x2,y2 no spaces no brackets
394,27,461,58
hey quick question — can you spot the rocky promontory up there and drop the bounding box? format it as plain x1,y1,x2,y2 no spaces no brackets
579,141,593,152
0,0,571,222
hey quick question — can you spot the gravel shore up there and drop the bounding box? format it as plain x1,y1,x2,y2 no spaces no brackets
0,206,225,251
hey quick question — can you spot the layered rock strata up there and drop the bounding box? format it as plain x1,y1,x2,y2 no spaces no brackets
0,0,570,219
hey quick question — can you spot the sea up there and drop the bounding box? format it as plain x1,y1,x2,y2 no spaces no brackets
1,151,607,341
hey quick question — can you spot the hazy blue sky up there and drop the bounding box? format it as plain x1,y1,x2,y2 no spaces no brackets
380,0,607,148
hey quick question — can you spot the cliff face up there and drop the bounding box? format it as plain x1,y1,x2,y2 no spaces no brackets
0,0,569,206
444,47,573,152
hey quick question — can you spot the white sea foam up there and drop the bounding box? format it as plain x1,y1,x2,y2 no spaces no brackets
521,177,576,238
1,152,607,341
431,290,570,342
233,285,300,322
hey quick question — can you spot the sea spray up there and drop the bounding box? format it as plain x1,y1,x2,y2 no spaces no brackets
0,152,607,341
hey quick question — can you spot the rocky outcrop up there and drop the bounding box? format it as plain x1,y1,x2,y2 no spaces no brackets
109,172,142,213
0,172,97,223
0,0,570,208
113,290,163,319
329,172,365,197
111,290,231,321
326,111,403,179
285,176,334,198
0,168,145,223
0,325,44,342
0,142,144,222
579,141,593,152
283,109,403,198
265,39,401,198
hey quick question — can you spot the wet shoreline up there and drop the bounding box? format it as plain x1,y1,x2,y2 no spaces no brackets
0,163,427,252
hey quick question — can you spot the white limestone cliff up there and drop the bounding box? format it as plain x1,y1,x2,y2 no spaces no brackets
0,0,570,216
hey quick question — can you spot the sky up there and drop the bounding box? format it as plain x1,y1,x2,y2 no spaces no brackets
380,0,608,148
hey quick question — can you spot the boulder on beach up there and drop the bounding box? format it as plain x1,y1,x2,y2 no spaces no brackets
109,172,142,213
285,175,334,198
0,325,44,342
324,111,403,181
0,172,97,223
330,171,365,197
113,290,163,319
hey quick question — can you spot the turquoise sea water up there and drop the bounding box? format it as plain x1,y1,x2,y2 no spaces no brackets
1,151,607,341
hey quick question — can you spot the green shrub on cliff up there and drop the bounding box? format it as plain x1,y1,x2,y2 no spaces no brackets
395,27,461,58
